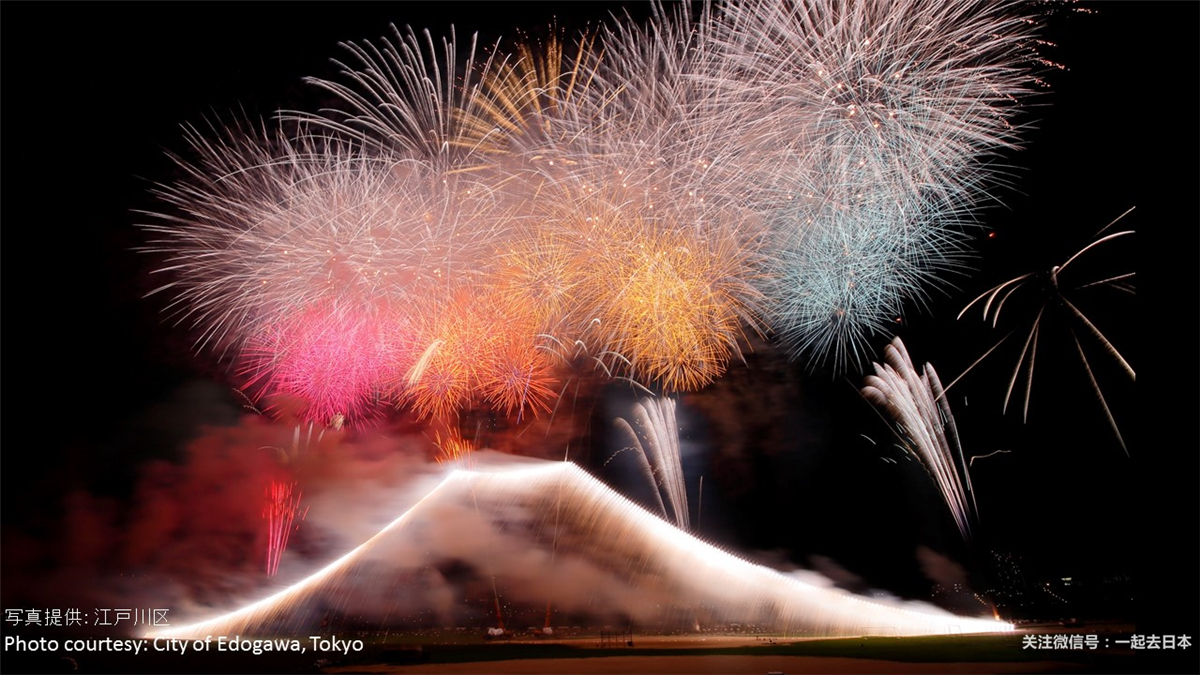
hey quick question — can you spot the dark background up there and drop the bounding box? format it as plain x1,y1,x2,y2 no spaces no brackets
3,0,1196,647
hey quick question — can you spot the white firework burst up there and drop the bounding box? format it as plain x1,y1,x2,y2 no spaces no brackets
142,121,504,353
702,0,1043,370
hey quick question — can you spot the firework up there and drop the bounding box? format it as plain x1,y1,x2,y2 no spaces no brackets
432,428,475,466
301,7,768,394
490,228,584,330
702,0,1043,370
144,125,490,348
478,330,558,420
264,479,306,577
763,184,968,369
299,25,500,170
145,0,1048,420
142,118,509,420
957,211,1136,454
458,29,599,162
242,301,413,424
148,459,1010,639
398,287,557,420
568,209,760,393
861,338,976,542
612,395,690,530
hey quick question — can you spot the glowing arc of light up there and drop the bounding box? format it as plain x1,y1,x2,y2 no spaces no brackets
146,461,1010,639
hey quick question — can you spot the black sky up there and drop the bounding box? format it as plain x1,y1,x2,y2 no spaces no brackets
3,0,1197,640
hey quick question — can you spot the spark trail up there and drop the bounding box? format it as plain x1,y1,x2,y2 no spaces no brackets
612,395,689,530
264,480,306,577
957,214,1136,455
861,338,976,541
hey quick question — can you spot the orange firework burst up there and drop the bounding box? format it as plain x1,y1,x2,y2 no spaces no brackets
400,339,474,421
608,233,749,391
458,30,597,159
566,208,760,393
432,428,475,466
398,287,557,419
491,229,583,330
477,300,559,419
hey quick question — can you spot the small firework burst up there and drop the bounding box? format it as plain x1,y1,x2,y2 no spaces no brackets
432,428,475,466
862,338,976,542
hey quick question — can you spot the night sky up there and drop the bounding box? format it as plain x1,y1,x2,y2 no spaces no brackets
3,0,1197,645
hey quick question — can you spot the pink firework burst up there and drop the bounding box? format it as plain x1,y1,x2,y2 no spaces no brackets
243,302,416,425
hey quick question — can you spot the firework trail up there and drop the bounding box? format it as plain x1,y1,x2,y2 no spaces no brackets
264,480,307,577
612,395,690,530
432,427,475,467
148,458,1010,639
861,338,975,542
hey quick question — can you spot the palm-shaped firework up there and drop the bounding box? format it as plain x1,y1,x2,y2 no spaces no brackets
957,209,1136,454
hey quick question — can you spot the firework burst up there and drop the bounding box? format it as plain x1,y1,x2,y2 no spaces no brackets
578,213,758,393
298,25,501,171
145,126,491,346
241,300,414,424
957,210,1136,454
399,287,557,420
703,0,1043,370
144,0,1049,421
142,118,509,420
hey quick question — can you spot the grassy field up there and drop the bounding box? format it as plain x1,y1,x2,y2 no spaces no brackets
4,629,1169,673
353,632,1135,669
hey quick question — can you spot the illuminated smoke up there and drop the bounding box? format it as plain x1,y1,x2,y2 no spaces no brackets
147,457,1010,639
